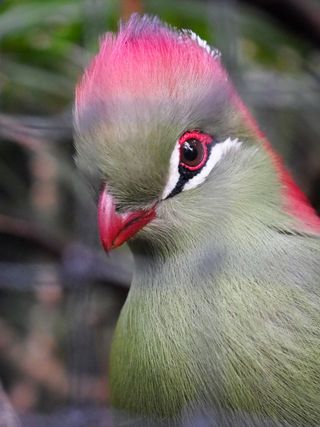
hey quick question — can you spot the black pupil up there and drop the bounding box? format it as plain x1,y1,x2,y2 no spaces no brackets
181,138,204,167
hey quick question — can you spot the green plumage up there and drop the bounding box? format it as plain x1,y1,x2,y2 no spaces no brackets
73,15,320,427
109,148,320,426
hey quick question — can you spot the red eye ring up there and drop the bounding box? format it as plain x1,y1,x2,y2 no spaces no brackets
179,131,213,171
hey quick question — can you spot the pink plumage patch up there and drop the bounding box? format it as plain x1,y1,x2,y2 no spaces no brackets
75,15,224,115
263,140,320,233
229,93,320,232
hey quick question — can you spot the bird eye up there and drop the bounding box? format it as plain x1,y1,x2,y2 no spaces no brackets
178,131,212,172
161,130,214,198
180,138,205,169
162,130,241,200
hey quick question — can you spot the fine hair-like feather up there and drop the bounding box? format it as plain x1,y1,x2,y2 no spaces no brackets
74,14,320,427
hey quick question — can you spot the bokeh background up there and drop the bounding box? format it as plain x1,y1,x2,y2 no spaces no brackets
0,0,320,425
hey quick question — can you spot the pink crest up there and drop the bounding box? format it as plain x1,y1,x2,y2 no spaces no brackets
75,14,224,115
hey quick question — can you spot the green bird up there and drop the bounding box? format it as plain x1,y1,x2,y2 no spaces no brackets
74,15,320,427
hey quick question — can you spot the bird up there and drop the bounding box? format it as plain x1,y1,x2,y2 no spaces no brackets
74,14,320,427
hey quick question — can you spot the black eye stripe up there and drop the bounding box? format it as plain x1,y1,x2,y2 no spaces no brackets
165,140,216,199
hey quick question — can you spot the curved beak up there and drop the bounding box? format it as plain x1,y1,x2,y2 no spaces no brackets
98,185,156,252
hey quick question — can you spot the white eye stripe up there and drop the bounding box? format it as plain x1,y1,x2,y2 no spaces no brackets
184,137,241,191
162,137,242,199
162,142,180,199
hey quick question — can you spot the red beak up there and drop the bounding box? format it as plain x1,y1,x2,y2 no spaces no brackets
98,185,156,251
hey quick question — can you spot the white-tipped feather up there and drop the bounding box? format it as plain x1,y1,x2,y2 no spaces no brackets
182,29,221,58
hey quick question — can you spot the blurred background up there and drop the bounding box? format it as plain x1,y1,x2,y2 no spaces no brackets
0,0,319,425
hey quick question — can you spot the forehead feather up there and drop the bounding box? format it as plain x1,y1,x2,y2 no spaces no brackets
75,14,226,120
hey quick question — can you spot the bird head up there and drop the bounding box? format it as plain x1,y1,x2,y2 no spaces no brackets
74,15,320,255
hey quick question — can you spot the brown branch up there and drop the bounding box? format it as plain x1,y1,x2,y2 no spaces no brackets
0,214,131,290
0,385,20,427
17,407,112,427
0,111,72,149
0,256,131,291
0,214,65,257
121,0,143,21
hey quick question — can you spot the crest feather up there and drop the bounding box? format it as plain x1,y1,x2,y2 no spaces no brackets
75,14,225,116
